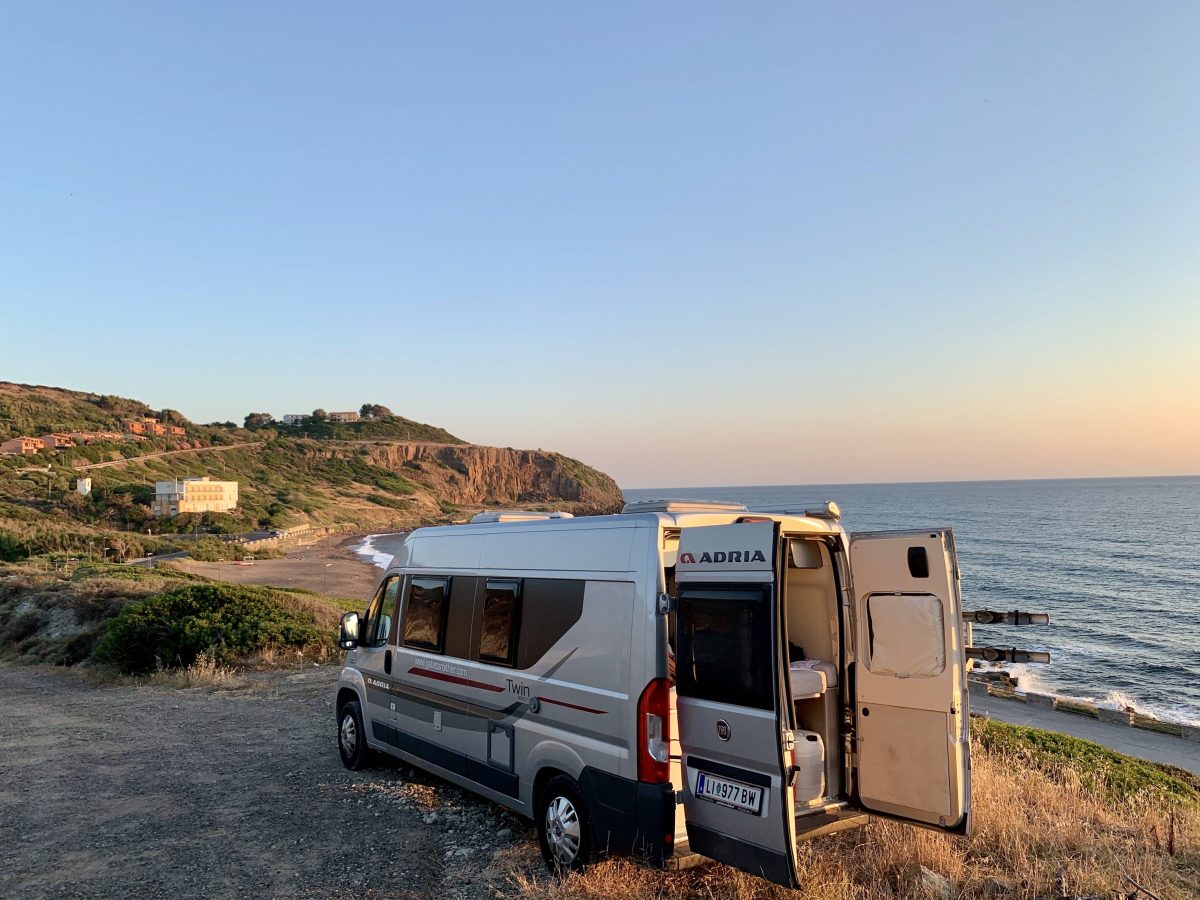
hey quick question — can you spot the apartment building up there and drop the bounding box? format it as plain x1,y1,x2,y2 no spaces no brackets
152,477,239,517
64,431,123,444
0,436,46,455
328,411,360,423
40,433,77,449
281,414,307,425
122,419,184,438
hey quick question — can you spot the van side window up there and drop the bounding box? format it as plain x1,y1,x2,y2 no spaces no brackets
371,577,402,646
402,577,451,653
479,580,521,666
362,575,400,648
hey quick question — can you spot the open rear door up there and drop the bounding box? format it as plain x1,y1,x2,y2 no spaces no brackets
848,530,971,833
674,521,799,887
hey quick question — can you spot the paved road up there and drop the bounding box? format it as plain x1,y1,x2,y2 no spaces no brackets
969,686,1199,775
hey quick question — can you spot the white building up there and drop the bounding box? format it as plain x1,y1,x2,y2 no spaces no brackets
152,477,239,517
281,414,307,425
76,478,92,496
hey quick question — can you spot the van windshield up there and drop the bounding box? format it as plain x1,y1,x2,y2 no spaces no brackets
675,585,774,711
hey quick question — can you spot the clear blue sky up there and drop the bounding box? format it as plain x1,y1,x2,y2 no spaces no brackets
3,2,1198,486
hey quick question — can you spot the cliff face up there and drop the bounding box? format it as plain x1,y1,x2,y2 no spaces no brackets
330,442,624,515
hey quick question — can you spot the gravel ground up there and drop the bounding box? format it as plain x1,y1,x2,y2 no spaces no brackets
0,664,540,899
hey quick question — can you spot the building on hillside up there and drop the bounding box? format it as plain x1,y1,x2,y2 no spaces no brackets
328,411,360,423
280,414,307,426
122,420,146,435
165,425,185,437
122,419,182,438
76,478,92,496
40,433,77,449
152,476,239,517
142,417,159,425
64,431,123,444
1,436,46,455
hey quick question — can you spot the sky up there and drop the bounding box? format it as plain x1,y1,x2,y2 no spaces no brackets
2,2,1197,487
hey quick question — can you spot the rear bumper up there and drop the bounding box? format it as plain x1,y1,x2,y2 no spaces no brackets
578,768,677,865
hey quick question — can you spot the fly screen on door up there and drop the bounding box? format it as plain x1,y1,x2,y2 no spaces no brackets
865,593,945,677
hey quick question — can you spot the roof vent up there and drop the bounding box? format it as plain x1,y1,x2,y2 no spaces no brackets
468,510,575,524
620,498,749,515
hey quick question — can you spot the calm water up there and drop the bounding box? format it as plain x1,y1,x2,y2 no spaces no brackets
624,477,1200,725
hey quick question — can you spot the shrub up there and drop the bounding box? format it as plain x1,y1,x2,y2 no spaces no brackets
93,583,325,673
0,532,27,562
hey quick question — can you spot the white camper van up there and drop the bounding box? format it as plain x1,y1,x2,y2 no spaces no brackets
333,499,971,887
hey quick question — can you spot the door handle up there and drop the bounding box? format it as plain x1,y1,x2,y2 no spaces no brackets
384,649,392,675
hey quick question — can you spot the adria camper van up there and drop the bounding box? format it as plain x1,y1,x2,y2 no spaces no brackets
333,500,971,887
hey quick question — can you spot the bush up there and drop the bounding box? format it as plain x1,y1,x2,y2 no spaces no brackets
93,583,325,673
0,532,27,561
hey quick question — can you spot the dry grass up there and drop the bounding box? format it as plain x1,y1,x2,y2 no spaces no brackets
144,651,240,688
505,741,1200,899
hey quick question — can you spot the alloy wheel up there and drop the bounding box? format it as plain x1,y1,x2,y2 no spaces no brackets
544,795,581,867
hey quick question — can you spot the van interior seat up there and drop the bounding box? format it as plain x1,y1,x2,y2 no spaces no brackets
789,660,838,699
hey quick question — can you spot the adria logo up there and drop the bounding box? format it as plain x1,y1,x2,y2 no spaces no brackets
678,550,767,564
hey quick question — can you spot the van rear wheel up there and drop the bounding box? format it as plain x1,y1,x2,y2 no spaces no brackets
536,775,594,874
337,700,370,770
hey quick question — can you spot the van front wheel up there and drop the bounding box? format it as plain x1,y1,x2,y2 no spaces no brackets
536,775,594,874
337,700,370,770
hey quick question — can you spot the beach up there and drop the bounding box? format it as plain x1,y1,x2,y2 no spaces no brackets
167,534,387,601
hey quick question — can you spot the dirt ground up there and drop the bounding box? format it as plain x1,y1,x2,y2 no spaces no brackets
168,535,391,602
0,664,538,899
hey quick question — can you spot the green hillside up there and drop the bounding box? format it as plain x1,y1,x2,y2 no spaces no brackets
0,382,623,562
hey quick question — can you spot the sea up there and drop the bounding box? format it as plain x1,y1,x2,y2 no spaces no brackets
624,476,1200,726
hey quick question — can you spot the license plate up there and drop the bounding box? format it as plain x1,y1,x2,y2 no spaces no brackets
696,771,763,814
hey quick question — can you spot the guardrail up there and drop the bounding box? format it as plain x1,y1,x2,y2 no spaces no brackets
968,673,1199,742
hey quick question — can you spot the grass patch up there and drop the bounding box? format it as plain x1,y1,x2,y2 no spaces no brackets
971,717,1199,805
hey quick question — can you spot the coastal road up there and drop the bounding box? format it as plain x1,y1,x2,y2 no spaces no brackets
73,441,265,470
969,687,1199,775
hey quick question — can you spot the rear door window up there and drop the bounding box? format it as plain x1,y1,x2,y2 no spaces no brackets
676,585,775,710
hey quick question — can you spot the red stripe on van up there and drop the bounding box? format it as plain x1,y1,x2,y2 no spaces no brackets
539,696,607,715
408,666,505,692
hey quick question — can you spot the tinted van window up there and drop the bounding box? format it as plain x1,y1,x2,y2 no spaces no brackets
676,585,774,710
403,577,451,653
479,580,520,666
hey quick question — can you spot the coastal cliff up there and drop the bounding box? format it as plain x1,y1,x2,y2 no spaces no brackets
350,442,622,512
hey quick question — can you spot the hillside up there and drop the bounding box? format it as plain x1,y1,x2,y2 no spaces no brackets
0,382,622,559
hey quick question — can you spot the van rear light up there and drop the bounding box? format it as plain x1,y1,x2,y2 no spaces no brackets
637,677,671,783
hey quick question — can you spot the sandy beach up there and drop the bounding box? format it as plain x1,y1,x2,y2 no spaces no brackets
167,534,392,601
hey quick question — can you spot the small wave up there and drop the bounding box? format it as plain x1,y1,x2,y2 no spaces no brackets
353,534,394,569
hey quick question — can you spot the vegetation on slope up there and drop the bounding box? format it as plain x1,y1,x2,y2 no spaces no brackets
0,382,623,553
0,564,349,671
93,582,328,673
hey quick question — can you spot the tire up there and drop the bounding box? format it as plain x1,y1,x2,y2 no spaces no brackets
536,775,594,874
337,700,370,771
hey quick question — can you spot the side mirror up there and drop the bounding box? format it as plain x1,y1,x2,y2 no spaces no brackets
339,612,360,650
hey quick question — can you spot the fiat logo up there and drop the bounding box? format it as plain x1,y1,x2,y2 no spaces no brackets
716,719,731,741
